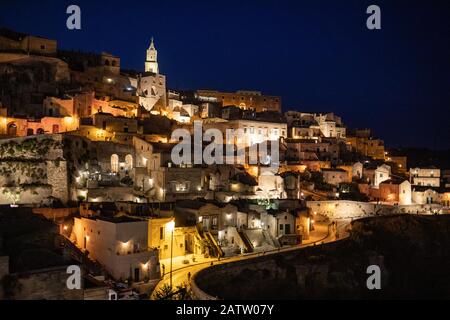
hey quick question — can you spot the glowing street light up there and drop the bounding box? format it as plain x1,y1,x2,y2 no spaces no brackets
166,220,175,288
166,220,175,232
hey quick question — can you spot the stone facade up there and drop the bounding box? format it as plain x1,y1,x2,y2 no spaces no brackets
321,168,349,186
0,134,69,204
196,90,281,113
5,266,83,300
72,217,160,282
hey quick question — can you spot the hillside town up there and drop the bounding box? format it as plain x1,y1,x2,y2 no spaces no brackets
0,28,449,300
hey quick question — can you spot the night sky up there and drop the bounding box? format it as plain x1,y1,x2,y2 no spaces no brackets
1,0,449,149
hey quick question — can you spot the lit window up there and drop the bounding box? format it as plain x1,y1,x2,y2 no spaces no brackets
111,154,119,173
125,154,133,169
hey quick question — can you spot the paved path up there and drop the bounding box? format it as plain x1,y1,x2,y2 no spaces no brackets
150,220,351,299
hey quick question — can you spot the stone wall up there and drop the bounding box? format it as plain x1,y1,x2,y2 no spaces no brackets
5,266,83,300
307,200,444,219
0,256,9,279
0,135,69,204
46,160,68,203
32,207,78,220
306,200,391,219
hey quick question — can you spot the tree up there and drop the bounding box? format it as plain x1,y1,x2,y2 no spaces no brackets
154,283,193,300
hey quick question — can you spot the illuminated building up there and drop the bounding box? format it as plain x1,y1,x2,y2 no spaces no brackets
72,216,159,282
193,89,281,113
145,37,159,74
410,166,440,187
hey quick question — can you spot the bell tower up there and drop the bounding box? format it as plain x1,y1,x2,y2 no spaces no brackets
145,37,159,73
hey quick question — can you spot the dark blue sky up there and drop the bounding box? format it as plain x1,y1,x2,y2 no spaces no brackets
1,0,449,149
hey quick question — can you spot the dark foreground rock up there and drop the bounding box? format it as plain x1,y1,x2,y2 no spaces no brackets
195,214,450,299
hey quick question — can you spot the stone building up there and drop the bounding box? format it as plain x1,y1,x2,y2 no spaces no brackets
145,38,159,74
72,216,160,282
136,72,167,113
411,186,441,205
285,111,346,139
346,128,385,160
0,115,79,138
0,53,70,117
379,179,412,205
148,217,187,260
409,166,440,187
202,118,287,148
194,90,281,113
0,28,57,56
373,164,391,188
321,168,349,186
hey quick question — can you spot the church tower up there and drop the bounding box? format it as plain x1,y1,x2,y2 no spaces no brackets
145,37,159,74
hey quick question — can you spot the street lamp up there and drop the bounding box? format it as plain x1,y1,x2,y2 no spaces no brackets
166,220,175,288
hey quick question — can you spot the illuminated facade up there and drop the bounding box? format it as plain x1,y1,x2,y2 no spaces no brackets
379,179,412,205
148,218,188,260
410,167,440,187
145,37,159,74
203,119,287,148
72,216,159,282
195,90,281,113
0,116,79,137
286,111,346,139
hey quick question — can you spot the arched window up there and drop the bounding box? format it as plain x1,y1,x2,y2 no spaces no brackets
125,154,133,170
111,154,119,173
111,60,116,67
7,123,17,136
26,128,34,136
36,128,45,135
104,59,110,66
